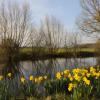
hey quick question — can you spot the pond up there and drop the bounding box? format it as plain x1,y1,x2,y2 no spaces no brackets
20,57,97,78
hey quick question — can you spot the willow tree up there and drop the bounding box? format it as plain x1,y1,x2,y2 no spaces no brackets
0,1,33,76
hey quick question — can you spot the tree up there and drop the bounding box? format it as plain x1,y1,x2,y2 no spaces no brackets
77,0,100,34
39,16,66,52
0,0,33,76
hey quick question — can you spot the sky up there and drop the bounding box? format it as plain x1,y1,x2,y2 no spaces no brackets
29,0,81,31
0,0,96,43
28,0,95,43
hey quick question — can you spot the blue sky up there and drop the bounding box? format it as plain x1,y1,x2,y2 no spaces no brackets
23,0,95,43
1,0,81,30
29,0,81,30
1,0,95,43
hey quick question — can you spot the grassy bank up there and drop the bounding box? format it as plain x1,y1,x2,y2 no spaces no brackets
19,47,96,60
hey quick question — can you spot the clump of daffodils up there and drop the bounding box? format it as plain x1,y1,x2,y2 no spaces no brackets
55,66,100,92
0,73,48,85
29,75,48,83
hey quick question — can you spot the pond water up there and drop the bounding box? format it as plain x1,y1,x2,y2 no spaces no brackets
20,57,97,78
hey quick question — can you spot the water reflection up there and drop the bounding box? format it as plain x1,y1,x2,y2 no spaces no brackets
20,57,97,78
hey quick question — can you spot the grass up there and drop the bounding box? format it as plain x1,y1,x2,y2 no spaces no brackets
20,47,95,53
19,47,96,60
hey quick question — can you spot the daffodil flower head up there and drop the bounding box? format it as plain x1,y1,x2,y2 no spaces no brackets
68,83,76,91
44,75,47,80
7,73,12,78
90,67,96,73
56,72,62,79
74,74,81,81
29,75,34,81
0,75,3,80
83,77,90,85
21,77,25,83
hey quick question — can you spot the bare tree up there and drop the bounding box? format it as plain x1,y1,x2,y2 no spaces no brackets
77,0,100,34
0,1,33,75
39,16,66,55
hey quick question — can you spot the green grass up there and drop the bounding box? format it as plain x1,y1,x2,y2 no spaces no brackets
20,47,95,54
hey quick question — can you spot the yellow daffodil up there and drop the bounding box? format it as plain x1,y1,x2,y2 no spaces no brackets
21,77,25,83
85,79,90,85
61,72,63,75
34,78,38,83
63,70,69,78
68,83,76,91
83,77,90,85
90,67,96,73
86,73,91,77
44,76,47,80
64,70,69,74
83,77,87,81
69,76,74,81
81,69,88,76
72,68,80,74
0,75,3,80
68,73,73,81
29,75,34,81
34,76,43,83
56,72,62,79
74,74,81,81
7,73,12,77
95,72,100,79
38,76,43,82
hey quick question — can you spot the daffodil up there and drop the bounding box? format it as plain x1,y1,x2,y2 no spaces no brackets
44,75,47,80
34,78,38,83
86,73,91,77
90,67,96,73
95,72,100,79
0,75,3,80
29,75,34,81
38,76,43,82
69,76,73,81
21,77,25,83
7,73,12,77
61,72,63,75
72,68,80,74
68,74,73,81
85,79,90,85
83,77,87,82
74,74,81,81
56,72,61,79
34,76,43,83
83,77,90,85
68,83,76,91
63,70,69,78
